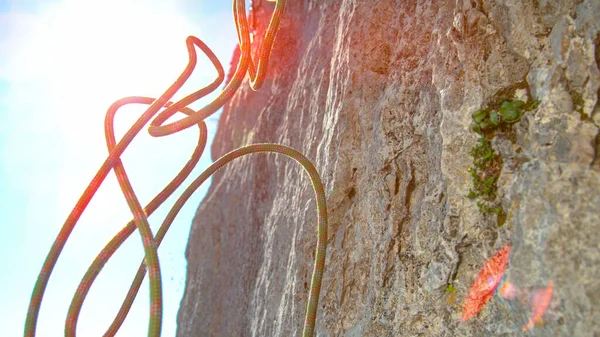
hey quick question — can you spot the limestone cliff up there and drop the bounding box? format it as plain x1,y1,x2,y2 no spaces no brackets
177,1,600,336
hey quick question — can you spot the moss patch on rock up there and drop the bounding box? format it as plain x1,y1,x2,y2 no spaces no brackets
467,98,539,225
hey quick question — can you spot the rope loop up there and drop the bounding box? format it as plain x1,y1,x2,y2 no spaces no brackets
24,1,327,337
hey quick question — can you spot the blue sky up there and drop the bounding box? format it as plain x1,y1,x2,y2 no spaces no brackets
0,0,239,335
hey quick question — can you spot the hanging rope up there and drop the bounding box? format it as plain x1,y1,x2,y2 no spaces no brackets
24,1,328,336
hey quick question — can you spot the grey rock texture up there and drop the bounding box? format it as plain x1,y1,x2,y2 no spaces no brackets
177,0,600,336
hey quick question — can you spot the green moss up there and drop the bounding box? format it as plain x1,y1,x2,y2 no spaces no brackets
467,167,496,199
477,201,502,215
467,137,502,221
470,137,496,169
467,98,539,224
445,284,456,293
467,137,500,202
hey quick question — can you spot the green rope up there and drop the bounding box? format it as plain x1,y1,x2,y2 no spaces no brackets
24,0,327,336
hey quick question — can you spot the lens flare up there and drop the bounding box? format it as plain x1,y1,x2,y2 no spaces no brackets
522,280,553,331
461,244,511,321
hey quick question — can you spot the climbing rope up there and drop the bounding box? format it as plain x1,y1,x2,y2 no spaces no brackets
24,0,328,336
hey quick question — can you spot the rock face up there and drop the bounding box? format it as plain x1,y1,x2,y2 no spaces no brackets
177,1,600,336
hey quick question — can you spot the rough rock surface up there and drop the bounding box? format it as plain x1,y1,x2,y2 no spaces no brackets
177,0,600,336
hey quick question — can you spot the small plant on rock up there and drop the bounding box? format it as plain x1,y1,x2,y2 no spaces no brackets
467,98,539,224
471,99,539,135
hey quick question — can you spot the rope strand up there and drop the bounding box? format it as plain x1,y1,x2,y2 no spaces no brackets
24,1,326,336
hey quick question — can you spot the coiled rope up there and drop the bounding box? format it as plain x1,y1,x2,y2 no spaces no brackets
24,0,328,336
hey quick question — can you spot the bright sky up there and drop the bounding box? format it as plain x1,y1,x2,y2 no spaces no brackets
0,0,238,336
